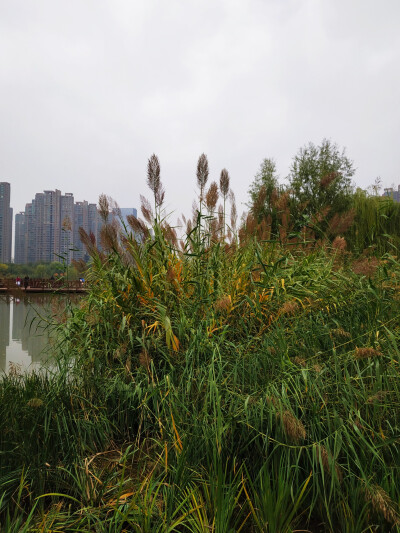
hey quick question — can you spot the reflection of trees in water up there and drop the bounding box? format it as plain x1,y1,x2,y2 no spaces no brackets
11,300,47,363
0,294,81,372
0,297,10,371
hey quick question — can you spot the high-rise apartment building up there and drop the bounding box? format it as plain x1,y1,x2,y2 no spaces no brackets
0,182,12,263
73,201,100,261
60,193,74,264
16,190,103,264
14,212,26,264
24,202,36,263
383,185,400,202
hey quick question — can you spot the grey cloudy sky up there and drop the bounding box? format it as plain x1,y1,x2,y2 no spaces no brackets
1,0,399,218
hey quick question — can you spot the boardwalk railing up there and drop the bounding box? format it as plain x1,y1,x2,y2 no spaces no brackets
0,278,88,291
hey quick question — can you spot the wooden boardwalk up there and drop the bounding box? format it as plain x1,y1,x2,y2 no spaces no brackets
0,279,88,293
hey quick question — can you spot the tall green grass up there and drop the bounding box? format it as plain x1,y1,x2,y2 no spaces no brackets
1,168,400,531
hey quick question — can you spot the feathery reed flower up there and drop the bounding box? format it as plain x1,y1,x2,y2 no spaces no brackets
215,295,232,312
367,391,387,404
219,168,230,199
364,484,400,526
331,328,351,339
279,300,299,316
293,356,306,367
352,256,379,277
205,181,219,212
332,236,347,253
98,194,110,223
127,215,150,240
147,154,165,209
280,410,306,443
27,398,44,408
140,195,154,224
354,347,383,359
197,153,209,201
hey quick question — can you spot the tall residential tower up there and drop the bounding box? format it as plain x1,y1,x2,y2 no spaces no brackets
0,182,12,263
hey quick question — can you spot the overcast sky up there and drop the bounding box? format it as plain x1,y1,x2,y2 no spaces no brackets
1,0,400,219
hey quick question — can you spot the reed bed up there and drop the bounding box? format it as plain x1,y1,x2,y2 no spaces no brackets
1,162,400,532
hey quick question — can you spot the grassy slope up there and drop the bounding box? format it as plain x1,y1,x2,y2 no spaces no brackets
1,219,400,532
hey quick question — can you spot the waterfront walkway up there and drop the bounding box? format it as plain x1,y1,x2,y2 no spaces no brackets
0,279,88,293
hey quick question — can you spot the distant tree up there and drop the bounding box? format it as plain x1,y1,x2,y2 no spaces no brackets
246,158,284,238
288,139,355,223
248,158,279,221
34,264,47,278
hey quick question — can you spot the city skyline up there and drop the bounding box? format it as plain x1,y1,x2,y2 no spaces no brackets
1,182,137,264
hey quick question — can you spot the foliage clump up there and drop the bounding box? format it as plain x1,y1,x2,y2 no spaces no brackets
1,153,400,532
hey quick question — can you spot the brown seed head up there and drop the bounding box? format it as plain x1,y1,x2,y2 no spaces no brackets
365,484,400,525
215,295,232,312
354,347,383,359
320,171,338,189
162,223,178,247
331,328,351,339
205,181,219,212
281,410,306,443
127,215,150,240
367,391,387,404
219,168,230,198
98,194,110,223
293,356,306,367
140,195,154,223
147,154,161,196
218,204,224,228
79,227,96,256
328,209,355,236
352,256,379,277
197,153,209,192
27,398,44,408
279,300,299,316
139,350,152,370
332,236,347,253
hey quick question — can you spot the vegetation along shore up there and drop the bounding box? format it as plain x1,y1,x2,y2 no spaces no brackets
1,144,400,532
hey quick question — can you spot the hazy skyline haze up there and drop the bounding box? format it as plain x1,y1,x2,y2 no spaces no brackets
1,0,399,217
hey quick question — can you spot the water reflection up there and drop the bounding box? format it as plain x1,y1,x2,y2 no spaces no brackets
0,294,79,373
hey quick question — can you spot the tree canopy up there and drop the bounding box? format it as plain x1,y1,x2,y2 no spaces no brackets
288,139,355,219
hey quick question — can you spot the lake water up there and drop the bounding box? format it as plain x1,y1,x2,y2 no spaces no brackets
0,294,79,374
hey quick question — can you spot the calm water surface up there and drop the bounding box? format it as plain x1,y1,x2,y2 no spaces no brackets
0,294,79,374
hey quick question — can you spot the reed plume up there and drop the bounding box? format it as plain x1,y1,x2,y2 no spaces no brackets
205,182,219,213
127,214,150,241
230,190,237,234
354,347,383,359
98,194,110,223
147,154,165,212
140,195,154,224
280,410,306,443
197,153,209,207
220,169,230,198
364,484,400,525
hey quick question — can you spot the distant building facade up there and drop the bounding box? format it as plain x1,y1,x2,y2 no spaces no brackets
73,201,99,262
383,186,400,202
15,190,103,264
0,182,13,263
14,212,26,264
119,208,138,229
